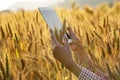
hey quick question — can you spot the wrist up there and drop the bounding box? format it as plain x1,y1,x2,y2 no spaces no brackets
66,61,82,77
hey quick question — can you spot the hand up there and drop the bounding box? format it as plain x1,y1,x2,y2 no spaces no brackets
49,28,109,79
67,27,110,80
67,27,82,51
50,29,82,77
67,27,94,71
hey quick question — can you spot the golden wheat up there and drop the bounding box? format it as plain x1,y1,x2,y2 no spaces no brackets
0,2,120,80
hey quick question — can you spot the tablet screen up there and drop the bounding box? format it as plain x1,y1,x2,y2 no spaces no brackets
38,7,62,31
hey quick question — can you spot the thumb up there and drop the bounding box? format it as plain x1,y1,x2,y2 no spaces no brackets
50,29,59,44
50,29,60,49
63,34,69,48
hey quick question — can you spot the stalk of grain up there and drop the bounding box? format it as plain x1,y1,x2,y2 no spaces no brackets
0,26,5,40
7,23,13,38
0,60,6,79
5,54,9,78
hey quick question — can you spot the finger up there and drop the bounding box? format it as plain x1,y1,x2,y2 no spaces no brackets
63,34,69,48
67,27,75,38
49,29,60,49
50,29,59,44
67,27,80,43
50,39,56,50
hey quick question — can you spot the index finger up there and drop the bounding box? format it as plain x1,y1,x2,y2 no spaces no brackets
49,29,61,48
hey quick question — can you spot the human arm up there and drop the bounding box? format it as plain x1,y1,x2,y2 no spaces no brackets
66,27,110,80
50,29,104,80
50,29,81,77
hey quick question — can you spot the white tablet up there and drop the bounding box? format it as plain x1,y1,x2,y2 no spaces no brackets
38,7,72,43
38,7,62,31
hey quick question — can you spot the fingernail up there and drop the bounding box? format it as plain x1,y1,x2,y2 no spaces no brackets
67,27,71,30
67,27,70,30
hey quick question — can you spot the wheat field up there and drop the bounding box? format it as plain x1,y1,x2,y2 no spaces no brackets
0,2,120,80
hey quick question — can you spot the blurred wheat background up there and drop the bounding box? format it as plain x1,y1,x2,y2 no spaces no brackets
0,2,120,80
